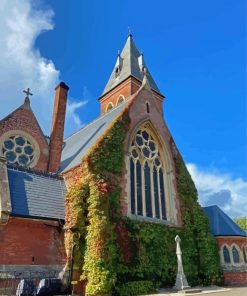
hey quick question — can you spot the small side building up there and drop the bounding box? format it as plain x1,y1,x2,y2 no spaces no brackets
204,205,247,285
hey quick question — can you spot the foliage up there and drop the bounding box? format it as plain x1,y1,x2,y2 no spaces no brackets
234,217,247,231
64,183,89,272
174,154,222,285
116,281,155,296
81,118,127,295
64,109,222,296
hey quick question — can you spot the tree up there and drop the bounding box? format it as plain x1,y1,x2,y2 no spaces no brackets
234,217,247,231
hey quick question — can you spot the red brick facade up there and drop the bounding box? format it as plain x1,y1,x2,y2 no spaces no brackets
0,217,65,265
223,271,247,285
216,236,247,285
99,76,164,115
0,103,49,172
120,86,182,225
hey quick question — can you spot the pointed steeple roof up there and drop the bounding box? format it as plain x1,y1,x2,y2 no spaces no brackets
101,35,161,96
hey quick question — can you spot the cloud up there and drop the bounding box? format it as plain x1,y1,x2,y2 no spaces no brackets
0,0,85,136
66,99,88,129
186,163,247,218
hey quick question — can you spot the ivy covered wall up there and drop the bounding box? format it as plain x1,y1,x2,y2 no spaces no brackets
64,108,222,296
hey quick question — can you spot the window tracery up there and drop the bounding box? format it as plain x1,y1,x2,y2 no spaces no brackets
1,135,35,167
129,127,168,221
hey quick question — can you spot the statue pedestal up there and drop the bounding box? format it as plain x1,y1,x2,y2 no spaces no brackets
173,272,190,290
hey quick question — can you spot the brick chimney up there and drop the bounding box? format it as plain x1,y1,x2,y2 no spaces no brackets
48,82,69,173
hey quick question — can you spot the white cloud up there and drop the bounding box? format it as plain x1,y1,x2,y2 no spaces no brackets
186,163,247,218
0,0,86,136
66,99,88,129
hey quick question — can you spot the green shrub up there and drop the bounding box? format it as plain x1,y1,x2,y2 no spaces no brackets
117,280,155,296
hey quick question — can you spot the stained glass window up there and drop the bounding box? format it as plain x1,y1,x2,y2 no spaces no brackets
2,135,35,167
232,246,240,263
130,158,135,215
223,246,231,264
129,127,167,220
136,160,143,216
243,248,247,264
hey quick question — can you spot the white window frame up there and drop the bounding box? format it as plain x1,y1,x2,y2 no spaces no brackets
105,102,114,112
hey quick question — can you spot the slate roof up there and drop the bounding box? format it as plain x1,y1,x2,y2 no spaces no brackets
7,167,66,220
101,35,160,96
60,99,129,172
203,205,247,237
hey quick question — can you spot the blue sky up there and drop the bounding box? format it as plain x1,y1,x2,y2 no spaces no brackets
0,0,246,217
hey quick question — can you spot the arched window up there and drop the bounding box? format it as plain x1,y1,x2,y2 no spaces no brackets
146,102,150,114
0,130,40,168
223,246,231,264
116,95,125,106
232,246,240,263
129,126,169,221
243,247,247,264
106,102,114,112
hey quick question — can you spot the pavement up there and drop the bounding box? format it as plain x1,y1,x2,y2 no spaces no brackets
144,285,247,296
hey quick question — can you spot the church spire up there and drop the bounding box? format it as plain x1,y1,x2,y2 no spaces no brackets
101,35,161,96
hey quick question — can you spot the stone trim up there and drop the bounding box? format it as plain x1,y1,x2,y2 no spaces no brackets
0,130,40,168
0,156,11,224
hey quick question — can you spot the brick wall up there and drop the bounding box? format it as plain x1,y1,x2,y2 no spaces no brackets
63,85,181,226
223,271,247,285
121,86,182,225
99,76,163,115
0,217,65,265
217,236,247,249
216,236,247,285
0,104,49,172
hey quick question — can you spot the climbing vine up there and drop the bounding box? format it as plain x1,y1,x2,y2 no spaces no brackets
64,108,222,296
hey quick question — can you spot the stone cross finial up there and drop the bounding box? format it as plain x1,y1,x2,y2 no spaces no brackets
23,87,33,99
23,88,33,105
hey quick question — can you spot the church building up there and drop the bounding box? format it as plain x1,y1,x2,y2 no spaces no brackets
0,35,246,295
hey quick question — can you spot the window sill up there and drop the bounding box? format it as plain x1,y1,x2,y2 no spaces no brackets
129,214,178,227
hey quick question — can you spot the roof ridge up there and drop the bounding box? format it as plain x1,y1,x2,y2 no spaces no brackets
7,164,63,180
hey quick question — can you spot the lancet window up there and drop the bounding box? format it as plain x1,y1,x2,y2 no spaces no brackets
223,246,231,264
129,126,168,221
232,246,240,263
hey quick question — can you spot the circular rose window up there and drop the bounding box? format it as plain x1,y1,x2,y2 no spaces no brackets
2,135,35,167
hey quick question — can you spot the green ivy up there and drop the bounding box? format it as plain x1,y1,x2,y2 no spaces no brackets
65,110,222,296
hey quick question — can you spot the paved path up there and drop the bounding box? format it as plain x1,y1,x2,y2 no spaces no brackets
205,286,247,296
145,286,247,296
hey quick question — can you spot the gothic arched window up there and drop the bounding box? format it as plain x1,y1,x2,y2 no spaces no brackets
129,126,168,221
116,95,125,106
243,247,247,264
106,102,114,112
223,246,231,264
232,246,240,263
